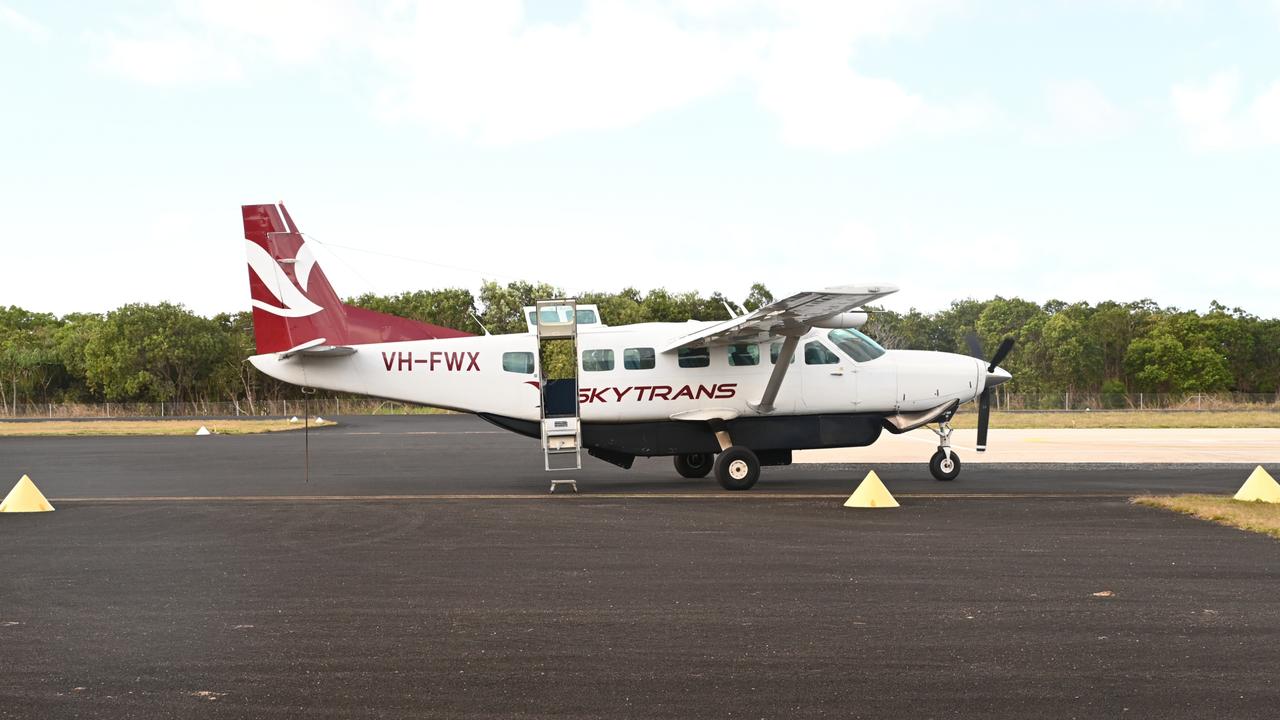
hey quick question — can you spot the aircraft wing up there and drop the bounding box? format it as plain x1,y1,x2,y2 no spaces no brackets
659,285,898,352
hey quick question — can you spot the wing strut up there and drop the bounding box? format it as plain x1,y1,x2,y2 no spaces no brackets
750,335,800,415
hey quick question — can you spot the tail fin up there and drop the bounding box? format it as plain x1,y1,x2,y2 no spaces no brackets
242,203,471,354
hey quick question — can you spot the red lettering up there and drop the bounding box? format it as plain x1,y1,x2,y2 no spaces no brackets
588,387,608,404
397,352,412,371
466,352,480,371
578,389,590,403
651,385,673,400
429,351,442,371
632,386,650,401
672,385,694,400
715,383,737,400
695,385,716,400
612,387,631,401
445,352,462,371
382,352,395,371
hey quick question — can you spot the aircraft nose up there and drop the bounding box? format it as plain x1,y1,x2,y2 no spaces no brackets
986,365,1012,388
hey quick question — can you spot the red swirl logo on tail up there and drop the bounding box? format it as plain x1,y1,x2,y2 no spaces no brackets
245,238,324,318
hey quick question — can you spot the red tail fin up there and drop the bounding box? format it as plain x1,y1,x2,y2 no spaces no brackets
242,203,471,354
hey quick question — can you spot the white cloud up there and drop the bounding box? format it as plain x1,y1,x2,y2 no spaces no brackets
1043,79,1128,138
371,1,759,145
186,0,366,64
97,28,242,86
89,0,987,150
0,3,46,41
1171,70,1280,151
752,0,988,151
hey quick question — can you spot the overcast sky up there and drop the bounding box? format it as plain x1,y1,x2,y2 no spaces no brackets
2,1,1278,319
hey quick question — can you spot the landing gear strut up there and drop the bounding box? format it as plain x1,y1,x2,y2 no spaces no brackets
928,420,961,481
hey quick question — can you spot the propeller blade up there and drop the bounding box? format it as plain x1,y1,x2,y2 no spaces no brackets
988,337,1015,372
976,388,991,452
964,331,983,359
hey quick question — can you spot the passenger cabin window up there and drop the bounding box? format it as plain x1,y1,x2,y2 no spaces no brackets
769,341,796,365
727,343,760,366
624,347,655,370
582,349,615,372
576,309,598,324
502,351,535,374
804,341,839,365
678,347,710,368
828,328,887,362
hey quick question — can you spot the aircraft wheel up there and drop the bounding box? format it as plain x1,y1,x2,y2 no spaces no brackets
714,446,760,491
674,453,713,479
929,450,961,481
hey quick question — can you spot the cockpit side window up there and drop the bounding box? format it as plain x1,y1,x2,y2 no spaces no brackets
828,328,886,362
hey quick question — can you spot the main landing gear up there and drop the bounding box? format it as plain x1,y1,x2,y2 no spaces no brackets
713,446,760,491
928,419,961,481
674,448,761,490
674,449,762,490
674,449,761,489
673,453,713,479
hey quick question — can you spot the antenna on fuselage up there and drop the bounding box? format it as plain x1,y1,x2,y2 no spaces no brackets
722,300,740,319
470,313,491,335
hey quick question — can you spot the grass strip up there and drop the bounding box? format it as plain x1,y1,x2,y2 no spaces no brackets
950,410,1280,429
0,419,334,437
1133,494,1280,540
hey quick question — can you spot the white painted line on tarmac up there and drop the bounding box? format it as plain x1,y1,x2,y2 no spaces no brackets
49,492,1141,503
403,431,505,435
342,431,506,436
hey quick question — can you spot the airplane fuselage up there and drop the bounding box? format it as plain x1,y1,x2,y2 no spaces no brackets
251,321,989,428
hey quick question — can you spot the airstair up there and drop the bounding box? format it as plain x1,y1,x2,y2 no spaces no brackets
535,299,581,471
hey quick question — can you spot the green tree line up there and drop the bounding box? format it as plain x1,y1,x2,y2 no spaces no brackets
1,284,1276,410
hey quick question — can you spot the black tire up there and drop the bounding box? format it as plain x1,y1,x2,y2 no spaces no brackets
929,450,961,481
714,446,760,491
674,453,713,479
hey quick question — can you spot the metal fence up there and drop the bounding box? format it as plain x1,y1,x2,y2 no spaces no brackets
0,399,449,419
0,393,1277,419
987,392,1280,412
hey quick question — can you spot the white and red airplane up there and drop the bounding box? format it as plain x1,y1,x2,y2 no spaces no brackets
242,203,1013,490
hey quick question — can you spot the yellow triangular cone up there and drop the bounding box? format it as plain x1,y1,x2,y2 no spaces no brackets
1233,466,1280,503
0,475,55,513
844,470,899,508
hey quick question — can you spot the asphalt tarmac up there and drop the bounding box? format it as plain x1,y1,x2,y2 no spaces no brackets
1,415,1270,498
1,415,1278,718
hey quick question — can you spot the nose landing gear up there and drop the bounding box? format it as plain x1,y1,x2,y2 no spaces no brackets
928,420,961,481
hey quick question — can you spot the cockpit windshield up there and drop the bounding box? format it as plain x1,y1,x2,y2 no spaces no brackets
828,328,887,362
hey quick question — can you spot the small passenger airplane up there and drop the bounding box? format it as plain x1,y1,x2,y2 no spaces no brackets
242,203,1013,490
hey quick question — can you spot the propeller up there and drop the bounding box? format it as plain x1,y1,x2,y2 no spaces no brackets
964,332,1015,452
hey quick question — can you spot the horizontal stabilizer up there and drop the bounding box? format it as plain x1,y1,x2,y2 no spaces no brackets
277,338,358,360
